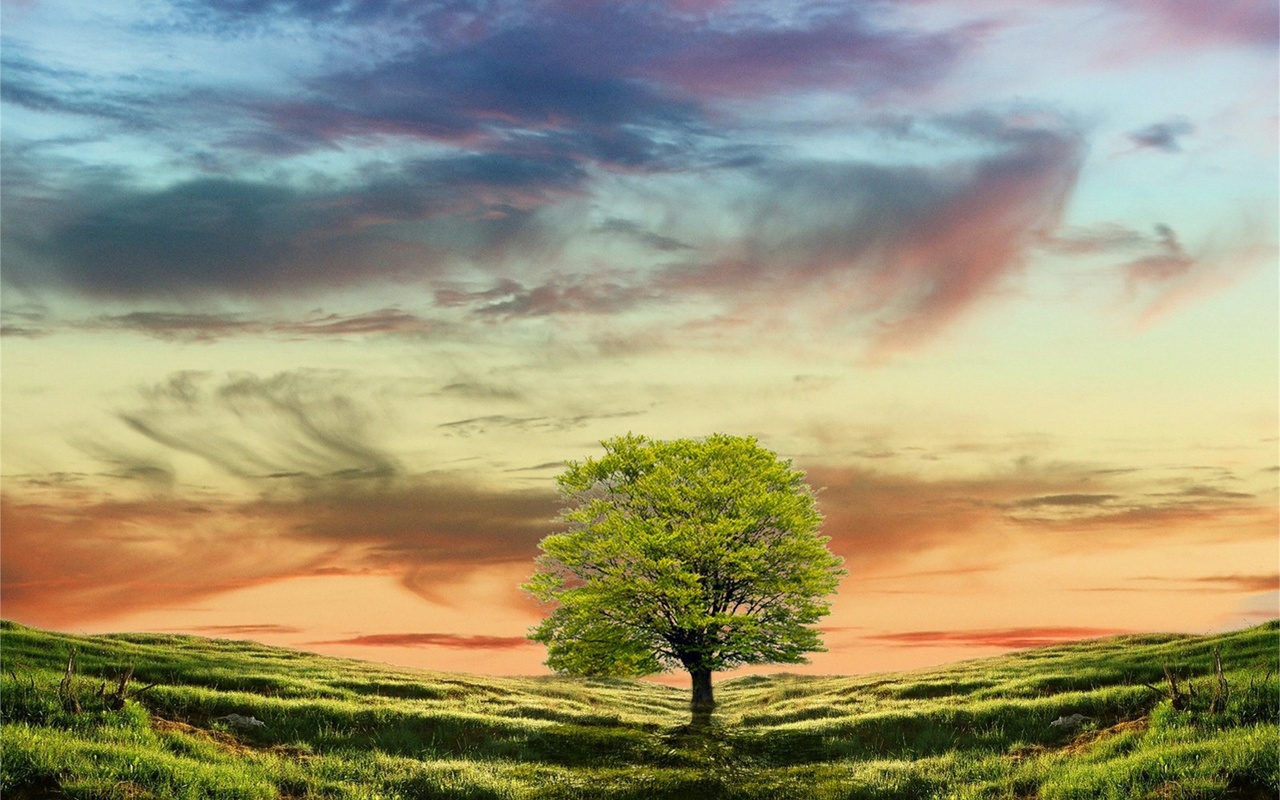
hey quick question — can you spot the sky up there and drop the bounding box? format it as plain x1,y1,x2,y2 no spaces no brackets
1,0,1277,681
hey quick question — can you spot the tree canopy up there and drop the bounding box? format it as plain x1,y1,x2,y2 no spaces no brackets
523,433,845,710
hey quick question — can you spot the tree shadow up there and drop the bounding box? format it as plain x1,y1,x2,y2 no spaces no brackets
689,706,714,730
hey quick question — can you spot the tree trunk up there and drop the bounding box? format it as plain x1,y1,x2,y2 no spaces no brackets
690,667,714,712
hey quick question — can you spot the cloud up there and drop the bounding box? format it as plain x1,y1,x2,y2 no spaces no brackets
662,110,1086,356
1113,222,1260,325
0,495,333,626
863,626,1132,649
6,178,331,297
177,0,422,24
1128,118,1195,152
90,308,446,342
0,52,164,129
7,435,1275,629
1042,220,1259,327
0,473,562,624
437,411,640,437
1000,479,1259,527
804,459,1274,572
0,0,988,324
308,632,532,649
438,380,525,402
1123,224,1194,285
72,370,564,604
189,624,303,636
0,303,52,338
274,479,559,570
594,218,693,252
1006,493,1121,508
208,1,972,152
1041,223,1151,255
1140,574,1280,593
3,153,579,298
1129,0,1279,49
634,6,975,99
435,277,654,318
115,371,400,482
1,306,456,343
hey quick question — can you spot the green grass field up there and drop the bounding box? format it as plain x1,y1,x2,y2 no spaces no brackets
2,619,1276,799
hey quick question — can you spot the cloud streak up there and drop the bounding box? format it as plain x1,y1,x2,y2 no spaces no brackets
309,632,532,649
5,433,1274,636
1128,118,1195,152
806,459,1271,572
0,475,561,625
117,371,400,482
864,626,1133,649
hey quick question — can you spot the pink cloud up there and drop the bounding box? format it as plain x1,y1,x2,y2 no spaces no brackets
1131,0,1279,49
642,20,972,99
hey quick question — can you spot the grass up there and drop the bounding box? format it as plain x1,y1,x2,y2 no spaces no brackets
1,619,1276,799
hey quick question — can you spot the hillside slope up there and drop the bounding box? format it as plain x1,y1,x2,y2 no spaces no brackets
2,619,1276,799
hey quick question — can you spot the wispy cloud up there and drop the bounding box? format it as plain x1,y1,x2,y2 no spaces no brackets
593,218,693,253
435,277,654,319
309,632,532,649
189,623,303,636
1136,574,1280,593
806,459,1272,570
92,308,446,342
116,371,400,482
1123,224,1195,287
864,626,1132,649
1128,118,1195,152
438,411,640,437
1040,219,1259,328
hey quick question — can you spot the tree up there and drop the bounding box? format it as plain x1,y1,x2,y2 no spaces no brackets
523,433,845,713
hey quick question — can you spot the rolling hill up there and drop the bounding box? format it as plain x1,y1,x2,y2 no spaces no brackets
2,619,1276,799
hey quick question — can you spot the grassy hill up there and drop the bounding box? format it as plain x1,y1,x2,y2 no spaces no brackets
1,619,1276,799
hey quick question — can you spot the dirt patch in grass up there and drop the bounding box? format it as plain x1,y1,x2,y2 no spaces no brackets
1062,717,1148,755
4,775,64,800
151,717,314,761
1008,717,1148,762
1007,743,1049,762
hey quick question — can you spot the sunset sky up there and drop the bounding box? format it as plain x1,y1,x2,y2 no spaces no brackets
2,0,1276,681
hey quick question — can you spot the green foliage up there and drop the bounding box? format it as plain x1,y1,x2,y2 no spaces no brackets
1,619,1276,799
524,433,845,680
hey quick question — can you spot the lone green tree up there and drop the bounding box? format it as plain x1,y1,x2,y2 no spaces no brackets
523,433,845,713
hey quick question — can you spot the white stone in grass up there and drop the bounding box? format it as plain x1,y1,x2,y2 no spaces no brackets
214,713,266,729
1048,713,1089,728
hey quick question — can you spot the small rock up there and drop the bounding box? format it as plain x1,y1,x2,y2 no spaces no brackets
214,713,266,729
1049,713,1090,729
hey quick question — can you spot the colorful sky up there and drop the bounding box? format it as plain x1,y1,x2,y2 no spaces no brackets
2,0,1277,681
